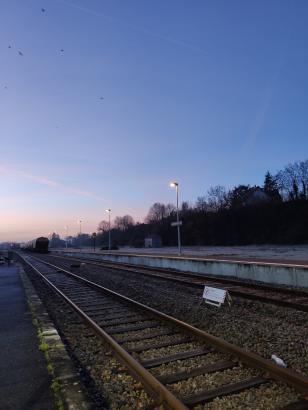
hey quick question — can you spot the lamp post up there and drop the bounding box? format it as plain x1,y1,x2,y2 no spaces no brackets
64,226,68,249
92,232,97,252
106,209,111,251
78,220,82,251
170,181,181,255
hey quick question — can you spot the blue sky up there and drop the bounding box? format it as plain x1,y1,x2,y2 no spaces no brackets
1,0,308,241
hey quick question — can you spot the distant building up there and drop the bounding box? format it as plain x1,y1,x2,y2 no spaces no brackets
144,234,162,248
244,187,271,206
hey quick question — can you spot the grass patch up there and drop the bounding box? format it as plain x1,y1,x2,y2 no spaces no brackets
21,271,66,410
39,342,49,352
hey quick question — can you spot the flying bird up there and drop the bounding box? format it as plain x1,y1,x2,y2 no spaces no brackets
60,49,64,53
18,51,23,56
8,45,12,49
41,8,46,12
100,97,104,100
4,86,8,89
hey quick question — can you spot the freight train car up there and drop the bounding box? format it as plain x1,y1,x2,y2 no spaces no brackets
23,237,49,253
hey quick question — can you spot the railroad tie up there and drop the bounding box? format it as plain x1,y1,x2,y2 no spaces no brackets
126,337,192,353
107,321,161,335
182,376,268,406
141,348,213,368
156,360,237,384
281,399,308,410
116,329,179,343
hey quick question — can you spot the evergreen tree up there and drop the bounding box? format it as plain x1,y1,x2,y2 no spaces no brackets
263,171,281,201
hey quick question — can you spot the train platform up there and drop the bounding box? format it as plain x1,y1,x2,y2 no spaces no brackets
0,264,55,410
53,247,308,288
58,244,308,265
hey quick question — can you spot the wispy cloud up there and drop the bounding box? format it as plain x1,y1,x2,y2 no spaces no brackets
242,86,273,154
242,52,286,155
0,165,106,202
20,171,60,187
57,0,207,56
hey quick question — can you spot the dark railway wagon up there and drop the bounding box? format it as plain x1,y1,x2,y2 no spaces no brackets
24,237,49,253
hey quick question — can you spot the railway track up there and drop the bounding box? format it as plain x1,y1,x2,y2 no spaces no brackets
18,253,308,409
49,252,308,312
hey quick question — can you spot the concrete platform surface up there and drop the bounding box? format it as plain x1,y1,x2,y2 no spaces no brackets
0,265,55,410
55,249,308,288
56,245,308,265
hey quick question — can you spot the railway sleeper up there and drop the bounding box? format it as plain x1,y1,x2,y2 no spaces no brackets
98,315,146,327
181,376,268,406
156,359,237,384
126,337,193,353
116,329,179,343
107,321,161,334
141,348,213,368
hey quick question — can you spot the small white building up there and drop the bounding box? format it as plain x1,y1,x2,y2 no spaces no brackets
144,235,162,248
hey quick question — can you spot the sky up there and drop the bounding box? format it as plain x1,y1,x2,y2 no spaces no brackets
1,0,308,241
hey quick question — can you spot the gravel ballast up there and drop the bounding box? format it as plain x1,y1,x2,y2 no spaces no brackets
23,254,308,409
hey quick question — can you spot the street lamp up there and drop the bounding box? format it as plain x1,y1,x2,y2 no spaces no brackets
77,220,82,251
106,209,111,251
64,226,68,249
78,219,82,235
170,181,181,255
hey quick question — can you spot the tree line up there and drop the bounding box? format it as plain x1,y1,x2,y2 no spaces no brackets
49,159,308,248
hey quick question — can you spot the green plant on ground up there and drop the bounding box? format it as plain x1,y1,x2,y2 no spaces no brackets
39,342,49,352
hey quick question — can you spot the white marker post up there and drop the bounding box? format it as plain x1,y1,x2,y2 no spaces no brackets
202,286,232,307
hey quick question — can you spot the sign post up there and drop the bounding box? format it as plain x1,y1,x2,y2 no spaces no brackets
202,286,232,307
92,232,97,252
171,221,182,227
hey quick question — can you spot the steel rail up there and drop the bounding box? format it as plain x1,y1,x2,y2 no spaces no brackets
19,253,188,410
50,252,308,295
26,254,308,396
48,253,308,311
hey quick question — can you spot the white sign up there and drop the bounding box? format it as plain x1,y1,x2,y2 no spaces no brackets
171,221,182,227
202,286,229,307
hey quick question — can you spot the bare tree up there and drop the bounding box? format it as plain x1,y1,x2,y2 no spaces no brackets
145,202,167,223
298,160,308,199
195,196,207,212
206,185,228,211
181,201,190,213
275,160,308,200
114,215,135,231
114,216,122,230
165,203,176,217
97,220,109,233
122,215,135,230
276,163,299,199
